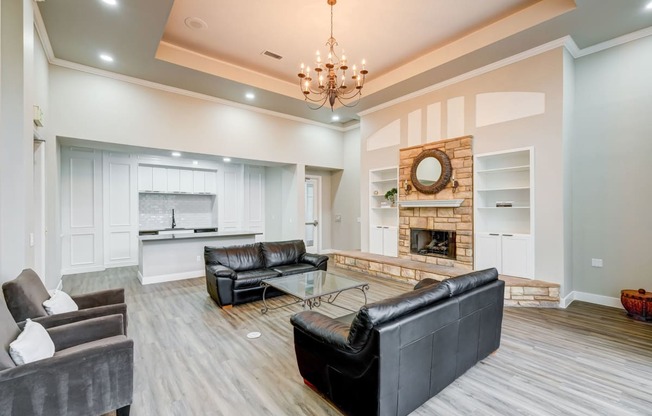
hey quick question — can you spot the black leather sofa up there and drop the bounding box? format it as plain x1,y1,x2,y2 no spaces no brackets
204,240,328,308
290,268,504,416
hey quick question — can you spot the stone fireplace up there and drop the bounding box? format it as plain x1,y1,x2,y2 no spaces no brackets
410,229,456,259
399,136,473,269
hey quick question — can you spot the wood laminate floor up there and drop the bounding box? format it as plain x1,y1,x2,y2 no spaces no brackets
64,266,652,416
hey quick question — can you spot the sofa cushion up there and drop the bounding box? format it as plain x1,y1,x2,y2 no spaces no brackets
261,240,306,268
9,319,55,365
204,243,265,272
413,278,439,290
347,282,451,350
443,268,498,296
272,263,316,276
2,269,50,322
233,269,280,289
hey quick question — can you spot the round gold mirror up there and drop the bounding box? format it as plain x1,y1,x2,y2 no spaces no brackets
410,149,452,194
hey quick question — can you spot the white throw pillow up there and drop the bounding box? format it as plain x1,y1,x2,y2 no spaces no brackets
42,290,79,315
9,319,55,365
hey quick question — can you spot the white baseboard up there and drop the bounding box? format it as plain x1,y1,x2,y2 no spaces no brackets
138,270,204,285
60,265,106,276
561,290,622,309
56,278,63,291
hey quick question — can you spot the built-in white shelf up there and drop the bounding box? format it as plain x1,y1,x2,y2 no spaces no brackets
371,178,398,184
139,191,215,196
476,187,530,192
369,166,398,257
474,147,534,279
475,165,530,174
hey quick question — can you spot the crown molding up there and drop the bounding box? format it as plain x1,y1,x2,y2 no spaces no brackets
358,37,573,117
33,1,55,61
574,25,652,58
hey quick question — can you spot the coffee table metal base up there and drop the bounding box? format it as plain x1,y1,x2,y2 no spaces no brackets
260,283,369,314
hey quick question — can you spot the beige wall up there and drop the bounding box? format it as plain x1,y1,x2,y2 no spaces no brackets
360,49,567,287
571,35,652,299
331,128,362,251
49,66,346,169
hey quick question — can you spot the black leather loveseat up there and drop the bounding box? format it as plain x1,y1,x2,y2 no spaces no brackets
204,240,328,308
290,268,504,416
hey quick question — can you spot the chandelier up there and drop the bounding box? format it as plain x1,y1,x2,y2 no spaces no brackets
297,0,368,111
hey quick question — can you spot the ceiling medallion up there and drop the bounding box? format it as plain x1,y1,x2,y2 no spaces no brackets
297,0,368,111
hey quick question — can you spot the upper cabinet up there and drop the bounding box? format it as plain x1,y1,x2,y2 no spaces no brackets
138,164,217,195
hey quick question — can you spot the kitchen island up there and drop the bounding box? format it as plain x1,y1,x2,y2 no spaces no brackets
138,230,261,285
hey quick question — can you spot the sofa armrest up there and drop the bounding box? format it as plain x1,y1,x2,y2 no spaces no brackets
23,303,128,332
206,264,237,280
301,253,328,270
71,288,124,309
47,314,125,351
290,311,354,352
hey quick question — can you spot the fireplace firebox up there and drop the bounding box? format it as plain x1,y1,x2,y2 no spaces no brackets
410,229,456,260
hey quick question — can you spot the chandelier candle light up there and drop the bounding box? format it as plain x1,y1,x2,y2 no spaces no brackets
298,0,368,110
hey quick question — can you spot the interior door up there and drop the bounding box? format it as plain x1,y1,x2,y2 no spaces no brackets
304,177,320,253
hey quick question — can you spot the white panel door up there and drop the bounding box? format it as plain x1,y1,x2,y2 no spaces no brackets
179,169,193,193
152,167,167,192
137,166,153,191
244,166,265,239
475,233,502,272
304,177,320,252
383,226,398,257
61,147,103,274
104,153,138,268
369,226,383,255
167,168,180,192
193,170,205,193
220,164,243,231
501,234,532,278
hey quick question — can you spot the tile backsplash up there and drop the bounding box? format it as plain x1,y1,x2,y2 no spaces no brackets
139,194,216,230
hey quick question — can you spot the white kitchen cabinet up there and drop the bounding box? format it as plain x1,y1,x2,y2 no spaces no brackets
370,225,398,257
179,169,194,193
138,166,153,191
205,171,217,194
474,232,532,278
193,170,205,193
152,167,167,192
167,169,180,192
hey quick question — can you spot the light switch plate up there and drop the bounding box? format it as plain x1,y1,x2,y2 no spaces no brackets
591,258,603,268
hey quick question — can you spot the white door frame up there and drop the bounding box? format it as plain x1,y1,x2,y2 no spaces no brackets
33,139,46,281
304,175,322,253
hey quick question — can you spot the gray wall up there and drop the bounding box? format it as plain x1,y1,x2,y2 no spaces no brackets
571,35,652,298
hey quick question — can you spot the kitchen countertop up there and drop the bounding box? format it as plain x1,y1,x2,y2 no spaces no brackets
139,230,262,242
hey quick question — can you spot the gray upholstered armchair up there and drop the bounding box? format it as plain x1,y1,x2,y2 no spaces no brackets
0,297,133,416
2,269,128,332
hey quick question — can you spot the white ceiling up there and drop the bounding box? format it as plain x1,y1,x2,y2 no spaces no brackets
36,0,652,125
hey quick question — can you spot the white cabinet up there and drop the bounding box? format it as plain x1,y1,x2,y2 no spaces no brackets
152,167,167,192
137,165,217,195
474,232,532,278
179,169,194,193
167,169,180,192
370,225,398,257
369,166,398,257
138,166,153,191
193,170,205,193
205,171,217,194
474,148,534,278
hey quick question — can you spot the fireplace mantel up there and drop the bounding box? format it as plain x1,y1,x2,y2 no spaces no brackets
398,199,464,208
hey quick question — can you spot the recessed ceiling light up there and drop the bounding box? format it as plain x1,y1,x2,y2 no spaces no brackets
192,160,199,165
171,152,181,157
102,0,117,6
99,54,114,63
646,1,652,10
185,17,208,30
331,115,340,121
245,92,255,100
223,157,231,162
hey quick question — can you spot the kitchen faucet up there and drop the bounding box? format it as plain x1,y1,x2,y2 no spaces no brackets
171,209,176,229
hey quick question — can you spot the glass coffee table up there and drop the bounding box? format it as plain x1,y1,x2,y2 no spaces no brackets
260,270,369,314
